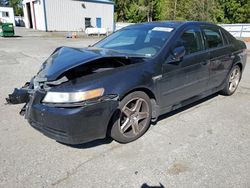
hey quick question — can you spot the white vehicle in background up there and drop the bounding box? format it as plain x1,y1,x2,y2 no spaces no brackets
85,26,107,36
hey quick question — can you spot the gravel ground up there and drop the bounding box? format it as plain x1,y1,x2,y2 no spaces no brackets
0,28,250,188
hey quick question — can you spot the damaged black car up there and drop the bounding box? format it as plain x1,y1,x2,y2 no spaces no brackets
7,21,247,144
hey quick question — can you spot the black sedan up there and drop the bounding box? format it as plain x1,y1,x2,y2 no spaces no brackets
7,21,247,144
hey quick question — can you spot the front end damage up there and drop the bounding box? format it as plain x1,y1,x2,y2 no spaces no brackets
6,75,119,144
6,82,32,105
6,48,153,143
5,47,148,144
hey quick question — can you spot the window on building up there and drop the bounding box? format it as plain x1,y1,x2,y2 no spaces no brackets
203,28,223,49
85,18,92,29
2,11,9,17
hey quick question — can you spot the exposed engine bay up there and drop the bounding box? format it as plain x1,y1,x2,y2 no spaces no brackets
6,51,144,107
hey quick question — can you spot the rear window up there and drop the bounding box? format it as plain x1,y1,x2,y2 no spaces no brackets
203,28,223,49
220,30,230,45
222,29,236,44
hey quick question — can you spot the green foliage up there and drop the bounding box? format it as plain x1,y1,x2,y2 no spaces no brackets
0,0,23,16
114,0,250,23
125,1,146,23
9,0,23,16
219,0,250,23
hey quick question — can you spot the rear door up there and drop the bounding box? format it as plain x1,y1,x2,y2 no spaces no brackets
159,26,210,110
201,26,234,89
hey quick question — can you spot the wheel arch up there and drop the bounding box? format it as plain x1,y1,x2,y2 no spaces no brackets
106,87,160,137
232,61,243,80
234,62,243,71
232,53,244,71
119,87,160,121
106,87,160,136
119,87,156,101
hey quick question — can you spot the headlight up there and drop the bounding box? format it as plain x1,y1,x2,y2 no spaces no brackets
42,88,104,103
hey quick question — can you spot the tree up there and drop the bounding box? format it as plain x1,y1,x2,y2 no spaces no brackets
115,0,159,23
9,0,23,16
136,0,157,22
114,0,132,22
219,0,250,23
180,0,224,22
124,1,146,22
0,0,23,16
114,0,250,24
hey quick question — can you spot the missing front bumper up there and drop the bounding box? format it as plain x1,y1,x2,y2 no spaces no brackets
26,98,119,144
6,87,30,105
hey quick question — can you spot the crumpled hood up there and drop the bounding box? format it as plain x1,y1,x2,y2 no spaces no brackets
37,47,136,81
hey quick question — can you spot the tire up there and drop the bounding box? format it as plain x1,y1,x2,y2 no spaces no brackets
110,91,152,143
220,65,241,96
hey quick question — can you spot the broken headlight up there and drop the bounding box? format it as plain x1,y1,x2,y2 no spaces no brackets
42,88,104,103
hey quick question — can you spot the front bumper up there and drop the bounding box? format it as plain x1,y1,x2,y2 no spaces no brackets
25,91,118,145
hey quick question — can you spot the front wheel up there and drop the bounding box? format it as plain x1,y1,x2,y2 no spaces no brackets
220,65,241,96
110,91,152,143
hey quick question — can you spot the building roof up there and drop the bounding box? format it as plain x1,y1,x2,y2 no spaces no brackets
0,5,10,7
82,0,114,5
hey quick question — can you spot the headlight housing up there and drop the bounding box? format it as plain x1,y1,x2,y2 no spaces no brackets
42,88,104,103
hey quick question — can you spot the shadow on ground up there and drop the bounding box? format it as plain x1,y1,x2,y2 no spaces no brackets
141,183,165,188
2,36,22,38
60,137,113,149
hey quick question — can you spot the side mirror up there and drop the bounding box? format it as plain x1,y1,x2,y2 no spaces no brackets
169,46,186,63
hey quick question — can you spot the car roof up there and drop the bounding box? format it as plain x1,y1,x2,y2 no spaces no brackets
124,21,215,29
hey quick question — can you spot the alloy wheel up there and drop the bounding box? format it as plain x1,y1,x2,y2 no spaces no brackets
119,98,150,137
229,66,241,93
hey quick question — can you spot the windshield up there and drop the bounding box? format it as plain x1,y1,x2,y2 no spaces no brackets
94,27,174,57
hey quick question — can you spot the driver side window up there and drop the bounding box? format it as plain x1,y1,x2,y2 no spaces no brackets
175,28,203,55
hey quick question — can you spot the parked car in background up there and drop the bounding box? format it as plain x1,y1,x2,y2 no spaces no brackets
85,25,107,36
7,21,247,145
15,16,25,27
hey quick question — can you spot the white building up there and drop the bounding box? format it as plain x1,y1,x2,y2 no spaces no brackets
22,0,115,32
0,6,15,26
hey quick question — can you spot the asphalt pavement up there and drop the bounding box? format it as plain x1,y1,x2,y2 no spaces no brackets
0,28,250,188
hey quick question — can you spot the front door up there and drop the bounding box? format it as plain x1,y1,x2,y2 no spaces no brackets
159,26,210,111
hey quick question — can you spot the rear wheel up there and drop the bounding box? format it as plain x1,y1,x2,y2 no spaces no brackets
220,65,241,96
110,91,152,143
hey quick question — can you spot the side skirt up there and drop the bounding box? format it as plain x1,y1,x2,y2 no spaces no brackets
157,84,225,119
